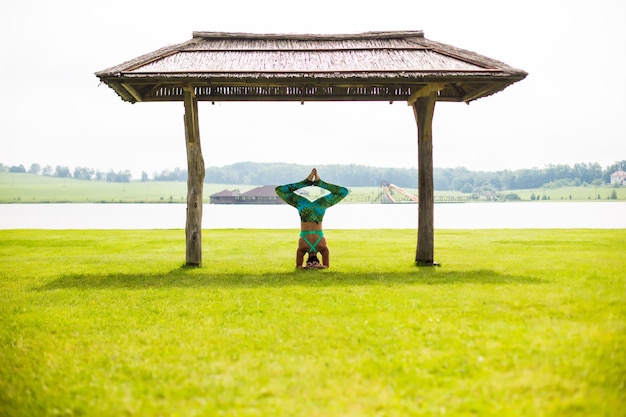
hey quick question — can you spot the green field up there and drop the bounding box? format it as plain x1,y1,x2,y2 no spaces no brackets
0,173,253,204
3,172,624,203
512,185,625,201
1,229,624,416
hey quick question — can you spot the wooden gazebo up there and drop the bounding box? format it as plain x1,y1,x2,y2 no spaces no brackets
96,30,526,266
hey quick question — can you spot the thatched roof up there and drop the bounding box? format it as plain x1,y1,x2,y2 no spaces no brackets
96,31,526,104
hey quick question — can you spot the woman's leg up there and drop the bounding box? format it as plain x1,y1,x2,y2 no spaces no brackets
316,238,330,268
296,238,309,267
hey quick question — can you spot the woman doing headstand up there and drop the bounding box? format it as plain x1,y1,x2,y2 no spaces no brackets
275,168,348,269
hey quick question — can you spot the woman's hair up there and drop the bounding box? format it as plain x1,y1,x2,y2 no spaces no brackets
306,253,320,265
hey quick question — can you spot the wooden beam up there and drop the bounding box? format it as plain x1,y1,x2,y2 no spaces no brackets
461,81,507,103
412,93,438,266
407,83,445,106
183,86,205,266
120,83,143,102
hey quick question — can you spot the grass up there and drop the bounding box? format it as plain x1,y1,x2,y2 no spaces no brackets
0,173,255,204
1,229,625,416
511,185,626,201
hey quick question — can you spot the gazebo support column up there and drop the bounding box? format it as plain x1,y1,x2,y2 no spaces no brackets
183,86,205,266
412,93,437,266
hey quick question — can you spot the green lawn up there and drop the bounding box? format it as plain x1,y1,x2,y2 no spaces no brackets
1,229,624,416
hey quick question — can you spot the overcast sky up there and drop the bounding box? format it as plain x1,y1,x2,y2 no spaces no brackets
1,0,624,177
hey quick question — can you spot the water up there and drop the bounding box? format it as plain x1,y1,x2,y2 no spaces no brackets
1,202,625,229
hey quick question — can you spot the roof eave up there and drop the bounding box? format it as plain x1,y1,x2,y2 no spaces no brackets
97,72,526,105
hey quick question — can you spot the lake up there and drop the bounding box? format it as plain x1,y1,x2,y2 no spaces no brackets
1,202,625,229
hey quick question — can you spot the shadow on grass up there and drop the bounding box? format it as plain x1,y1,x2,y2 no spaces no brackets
38,267,545,291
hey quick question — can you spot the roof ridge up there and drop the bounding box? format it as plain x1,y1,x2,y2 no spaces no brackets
191,31,424,40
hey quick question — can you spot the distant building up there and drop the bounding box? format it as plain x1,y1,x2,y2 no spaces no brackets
610,170,626,185
209,189,240,204
237,185,284,204
209,185,284,204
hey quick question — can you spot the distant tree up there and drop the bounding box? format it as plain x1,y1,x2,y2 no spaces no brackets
141,171,149,182
610,190,618,200
603,160,626,183
612,160,626,170
9,165,26,173
476,182,496,198
54,166,72,178
433,174,449,191
106,170,131,183
73,166,94,181
119,170,132,183
449,169,475,191
573,162,602,184
29,163,42,175
42,165,53,176
154,167,187,181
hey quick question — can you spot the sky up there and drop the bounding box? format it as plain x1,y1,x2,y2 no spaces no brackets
1,0,625,177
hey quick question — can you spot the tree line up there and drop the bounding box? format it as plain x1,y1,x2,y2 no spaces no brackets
2,163,132,183
160,161,626,191
2,160,625,192
433,162,624,193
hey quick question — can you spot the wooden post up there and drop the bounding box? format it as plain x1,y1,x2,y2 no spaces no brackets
412,93,437,266
183,86,205,266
